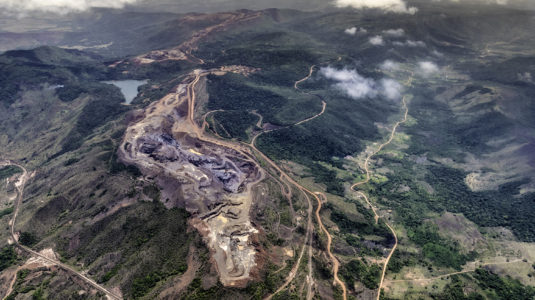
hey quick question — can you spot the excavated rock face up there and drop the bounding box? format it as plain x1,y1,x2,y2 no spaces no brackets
119,68,263,287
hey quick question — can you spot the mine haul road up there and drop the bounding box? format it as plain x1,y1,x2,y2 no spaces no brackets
1,64,413,300
350,74,413,300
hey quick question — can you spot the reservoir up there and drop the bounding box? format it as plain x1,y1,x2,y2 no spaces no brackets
103,80,147,104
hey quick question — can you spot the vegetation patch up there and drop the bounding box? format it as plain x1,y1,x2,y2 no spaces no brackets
326,201,393,247
0,245,18,271
19,232,39,247
142,184,161,202
452,84,492,99
183,278,225,300
56,201,191,299
55,85,87,102
0,206,14,218
408,223,475,270
55,83,127,157
339,259,381,290
0,165,22,180
206,74,286,125
0,46,106,106
211,110,258,141
474,268,535,299
307,163,344,196
426,166,535,242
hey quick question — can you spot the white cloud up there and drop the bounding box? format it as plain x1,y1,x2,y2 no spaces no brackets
334,0,418,14
517,72,532,82
383,28,405,37
321,67,378,98
432,50,444,57
380,60,400,71
392,40,426,47
418,61,440,75
369,35,385,46
406,40,426,47
345,27,357,35
320,66,403,100
0,0,140,14
345,27,367,35
380,79,402,100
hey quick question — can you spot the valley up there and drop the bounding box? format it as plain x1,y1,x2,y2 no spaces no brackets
1,2,535,299
0,160,122,299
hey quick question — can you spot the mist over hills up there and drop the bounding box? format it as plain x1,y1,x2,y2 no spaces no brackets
1,0,534,56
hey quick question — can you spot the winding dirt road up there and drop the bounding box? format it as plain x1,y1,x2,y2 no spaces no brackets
200,109,224,136
255,147,314,300
313,191,348,299
350,75,412,300
134,11,263,65
187,68,258,156
0,160,122,300
249,67,348,300
294,65,315,89
296,101,326,126
294,65,327,126
264,189,313,300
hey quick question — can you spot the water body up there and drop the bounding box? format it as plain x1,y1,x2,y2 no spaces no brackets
103,80,147,104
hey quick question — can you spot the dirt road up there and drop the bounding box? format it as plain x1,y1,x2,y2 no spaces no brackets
133,11,263,65
294,65,316,89
294,65,327,126
313,192,348,299
350,75,412,300
251,67,347,300
295,101,326,126
264,188,313,300
171,67,307,295
201,109,225,134
1,160,122,300
296,65,347,299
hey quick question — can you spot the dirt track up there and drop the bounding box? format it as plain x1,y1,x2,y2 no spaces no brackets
249,67,350,300
133,11,263,65
0,160,122,300
350,74,412,300
184,68,318,293
313,191,348,299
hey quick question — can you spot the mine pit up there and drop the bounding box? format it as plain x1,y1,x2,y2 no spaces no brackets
119,66,263,287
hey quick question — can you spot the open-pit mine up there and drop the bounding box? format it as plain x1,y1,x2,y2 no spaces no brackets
119,66,264,287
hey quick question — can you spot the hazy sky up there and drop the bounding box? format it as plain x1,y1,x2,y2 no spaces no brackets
0,0,138,14
0,0,532,15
